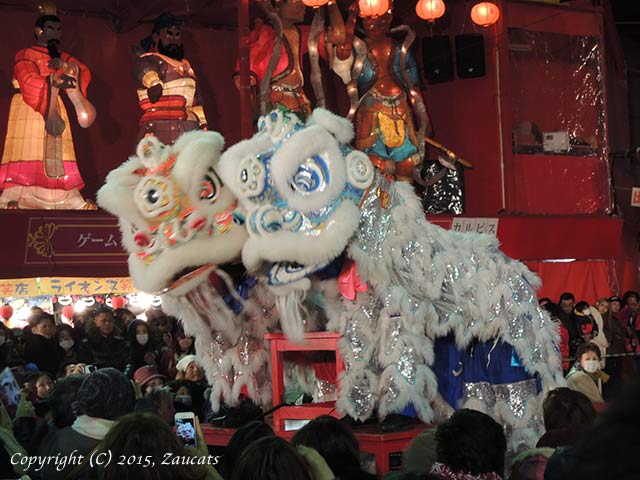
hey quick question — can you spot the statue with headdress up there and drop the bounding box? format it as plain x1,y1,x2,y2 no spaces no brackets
238,0,353,120
333,0,431,185
0,2,96,209
333,1,468,212
133,13,208,145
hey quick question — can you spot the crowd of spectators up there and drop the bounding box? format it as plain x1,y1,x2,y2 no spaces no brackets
539,290,640,402
0,291,638,479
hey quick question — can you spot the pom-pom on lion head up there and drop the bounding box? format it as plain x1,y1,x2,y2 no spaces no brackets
219,108,375,295
98,131,247,294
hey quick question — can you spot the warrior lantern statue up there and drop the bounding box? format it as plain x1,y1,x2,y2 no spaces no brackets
0,2,96,209
335,0,430,184
239,0,353,119
133,13,208,145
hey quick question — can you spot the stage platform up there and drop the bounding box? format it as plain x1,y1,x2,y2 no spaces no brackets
202,422,431,477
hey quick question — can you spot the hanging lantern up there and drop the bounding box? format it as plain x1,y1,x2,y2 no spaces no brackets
415,0,446,22
62,305,75,320
0,305,13,321
111,295,126,309
358,0,390,18
301,0,329,7
470,2,500,27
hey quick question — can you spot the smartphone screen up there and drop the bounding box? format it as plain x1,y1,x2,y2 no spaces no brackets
175,414,197,447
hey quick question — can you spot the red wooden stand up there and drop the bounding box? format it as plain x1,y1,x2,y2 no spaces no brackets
265,331,344,427
201,332,430,477
201,423,430,477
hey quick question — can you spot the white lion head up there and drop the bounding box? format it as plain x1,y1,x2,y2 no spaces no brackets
219,108,374,294
98,131,247,293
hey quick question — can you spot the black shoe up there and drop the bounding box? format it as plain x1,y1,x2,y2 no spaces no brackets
207,399,263,428
340,414,377,429
378,414,416,432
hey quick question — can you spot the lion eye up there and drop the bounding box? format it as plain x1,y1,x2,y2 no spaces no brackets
146,189,160,204
289,156,328,195
199,174,219,201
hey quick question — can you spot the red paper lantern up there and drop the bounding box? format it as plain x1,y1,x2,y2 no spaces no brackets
470,2,500,27
358,0,390,18
0,305,13,320
62,305,75,320
111,296,126,309
302,0,329,7
415,0,446,22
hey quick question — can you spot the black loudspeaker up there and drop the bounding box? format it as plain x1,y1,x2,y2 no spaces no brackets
455,34,486,79
422,35,453,83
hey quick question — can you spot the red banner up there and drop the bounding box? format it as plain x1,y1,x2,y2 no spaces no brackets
24,216,127,265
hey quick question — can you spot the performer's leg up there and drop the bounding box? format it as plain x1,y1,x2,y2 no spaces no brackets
376,298,437,424
333,296,379,422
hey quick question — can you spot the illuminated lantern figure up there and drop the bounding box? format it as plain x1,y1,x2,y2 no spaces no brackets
336,1,431,184
301,0,329,7
358,0,390,17
0,3,96,210
134,13,208,145
415,0,446,22
238,0,352,120
471,1,500,27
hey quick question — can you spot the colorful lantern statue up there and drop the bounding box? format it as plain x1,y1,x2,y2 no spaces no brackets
238,0,352,119
335,2,432,185
134,13,208,145
0,3,96,209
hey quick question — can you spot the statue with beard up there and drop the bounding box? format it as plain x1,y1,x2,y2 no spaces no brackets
0,3,96,209
133,13,208,145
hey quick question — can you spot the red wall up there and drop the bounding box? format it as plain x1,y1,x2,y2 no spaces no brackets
0,11,241,201
418,1,506,216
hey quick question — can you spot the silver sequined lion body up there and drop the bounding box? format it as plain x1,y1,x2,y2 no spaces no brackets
219,108,564,454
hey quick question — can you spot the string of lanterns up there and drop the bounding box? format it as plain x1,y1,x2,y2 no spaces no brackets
301,0,500,27
0,293,163,326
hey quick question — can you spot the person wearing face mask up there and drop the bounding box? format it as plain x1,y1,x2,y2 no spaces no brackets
169,379,206,419
127,320,157,370
566,343,608,404
56,324,78,364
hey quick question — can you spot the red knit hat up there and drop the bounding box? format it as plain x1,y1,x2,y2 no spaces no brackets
133,365,166,387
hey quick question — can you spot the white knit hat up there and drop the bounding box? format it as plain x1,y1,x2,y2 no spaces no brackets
176,354,199,373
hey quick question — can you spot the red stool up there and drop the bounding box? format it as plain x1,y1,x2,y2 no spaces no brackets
265,332,344,428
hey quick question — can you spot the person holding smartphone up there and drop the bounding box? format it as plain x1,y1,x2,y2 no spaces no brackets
76,412,223,480
175,411,198,448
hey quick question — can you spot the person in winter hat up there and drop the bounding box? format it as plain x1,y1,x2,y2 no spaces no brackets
32,368,134,479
